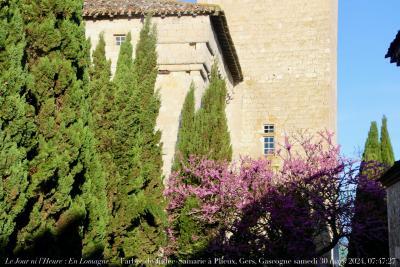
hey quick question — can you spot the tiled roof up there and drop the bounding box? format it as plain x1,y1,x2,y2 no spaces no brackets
386,30,400,66
83,0,243,84
83,0,221,18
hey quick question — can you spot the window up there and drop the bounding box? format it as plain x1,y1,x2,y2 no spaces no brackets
263,124,275,155
264,136,275,155
264,124,275,134
115,35,126,46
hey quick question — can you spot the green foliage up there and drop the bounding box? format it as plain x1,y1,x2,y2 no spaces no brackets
176,197,209,258
13,0,107,258
173,63,232,171
89,34,114,139
106,31,139,260
111,32,137,177
88,33,120,209
347,119,390,261
113,32,134,98
85,33,121,258
170,63,233,260
130,19,166,260
0,1,36,258
380,115,395,167
173,83,196,171
107,17,166,262
362,121,381,162
193,63,232,161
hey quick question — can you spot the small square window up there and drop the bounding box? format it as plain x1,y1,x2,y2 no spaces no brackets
264,136,275,155
264,124,275,134
115,35,126,46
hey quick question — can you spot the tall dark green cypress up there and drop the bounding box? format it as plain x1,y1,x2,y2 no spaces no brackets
173,83,196,171
380,115,395,167
89,34,114,153
193,63,232,161
108,18,166,261
107,32,138,260
362,121,381,162
130,17,165,261
0,1,36,258
171,85,206,259
170,64,233,260
347,121,389,262
85,33,123,259
14,0,107,258
111,32,136,177
88,33,120,212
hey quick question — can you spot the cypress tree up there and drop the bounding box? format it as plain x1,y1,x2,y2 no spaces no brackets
171,85,206,259
380,115,395,167
111,32,136,176
0,1,36,258
108,18,166,261
173,83,196,171
89,33,114,152
194,63,232,161
130,18,166,260
85,33,122,259
347,121,389,262
107,31,135,261
170,64,233,260
14,0,107,258
88,33,120,213
362,121,381,162
175,197,209,258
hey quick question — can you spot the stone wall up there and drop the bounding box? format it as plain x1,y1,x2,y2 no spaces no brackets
199,0,338,160
387,182,400,265
85,0,338,175
85,15,234,177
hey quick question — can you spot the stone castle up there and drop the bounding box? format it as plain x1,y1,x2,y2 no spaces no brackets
84,0,338,176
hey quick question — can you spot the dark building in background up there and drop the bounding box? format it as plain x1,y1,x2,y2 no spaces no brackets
386,31,400,65
379,162,400,266
383,32,400,267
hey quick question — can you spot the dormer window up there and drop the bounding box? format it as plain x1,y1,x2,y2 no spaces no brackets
115,35,126,46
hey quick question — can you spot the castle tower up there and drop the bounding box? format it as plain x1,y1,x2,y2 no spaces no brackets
199,0,338,159
83,0,337,174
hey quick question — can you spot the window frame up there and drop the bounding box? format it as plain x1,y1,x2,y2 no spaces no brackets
263,136,275,155
114,34,126,46
263,124,275,134
262,124,275,156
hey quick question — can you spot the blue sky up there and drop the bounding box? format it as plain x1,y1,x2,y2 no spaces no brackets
185,0,400,159
339,0,400,159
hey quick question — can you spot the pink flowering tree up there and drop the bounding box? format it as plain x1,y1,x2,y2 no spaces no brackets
164,156,274,258
164,131,386,260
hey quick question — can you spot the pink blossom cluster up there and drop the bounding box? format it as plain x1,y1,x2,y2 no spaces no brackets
164,131,386,258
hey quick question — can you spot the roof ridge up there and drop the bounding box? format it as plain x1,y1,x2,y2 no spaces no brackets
83,0,221,17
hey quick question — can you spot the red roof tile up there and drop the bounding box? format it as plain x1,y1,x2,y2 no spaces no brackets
83,0,221,17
